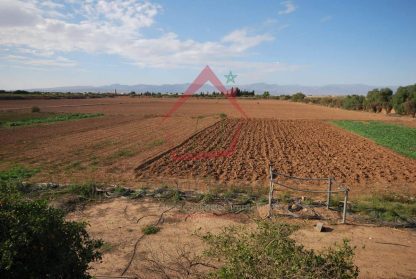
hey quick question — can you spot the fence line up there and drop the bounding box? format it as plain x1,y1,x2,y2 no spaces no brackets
271,171,329,182
268,165,349,224
272,181,346,194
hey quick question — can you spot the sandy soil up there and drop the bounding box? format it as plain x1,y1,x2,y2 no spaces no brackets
136,119,416,194
68,198,416,279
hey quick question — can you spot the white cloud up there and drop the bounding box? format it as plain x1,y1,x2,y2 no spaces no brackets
3,54,77,67
222,29,273,52
0,0,301,74
278,1,297,15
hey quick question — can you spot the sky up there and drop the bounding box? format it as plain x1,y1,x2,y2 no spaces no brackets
0,0,415,90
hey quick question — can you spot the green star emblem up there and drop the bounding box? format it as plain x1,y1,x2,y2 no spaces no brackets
224,71,237,84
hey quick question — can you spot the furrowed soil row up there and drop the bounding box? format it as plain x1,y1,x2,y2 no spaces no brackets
136,119,416,190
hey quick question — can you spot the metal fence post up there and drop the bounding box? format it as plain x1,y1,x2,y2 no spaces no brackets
268,164,273,218
342,188,349,224
326,177,332,209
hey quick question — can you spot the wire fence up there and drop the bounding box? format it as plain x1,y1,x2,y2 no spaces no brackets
268,165,349,223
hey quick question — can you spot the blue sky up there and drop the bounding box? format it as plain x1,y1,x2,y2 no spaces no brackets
0,0,415,89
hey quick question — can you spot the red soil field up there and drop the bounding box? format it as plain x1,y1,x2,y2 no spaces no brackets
0,113,217,184
1,97,415,192
136,119,416,193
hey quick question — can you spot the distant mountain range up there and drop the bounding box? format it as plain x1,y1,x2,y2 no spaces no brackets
29,83,398,96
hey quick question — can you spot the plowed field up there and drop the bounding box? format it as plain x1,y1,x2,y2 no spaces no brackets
136,119,416,191
1,97,415,192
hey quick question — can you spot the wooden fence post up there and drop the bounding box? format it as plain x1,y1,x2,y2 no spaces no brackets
326,177,332,209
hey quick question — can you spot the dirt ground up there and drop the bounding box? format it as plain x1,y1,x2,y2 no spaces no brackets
2,97,415,278
1,97,415,192
136,118,416,194
68,198,416,279
1,96,414,122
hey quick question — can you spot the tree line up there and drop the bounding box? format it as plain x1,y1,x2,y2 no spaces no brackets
292,84,416,117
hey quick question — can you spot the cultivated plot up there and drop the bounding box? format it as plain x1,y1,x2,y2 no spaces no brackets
136,119,416,192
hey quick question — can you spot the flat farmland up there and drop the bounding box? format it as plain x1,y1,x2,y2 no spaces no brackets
1,97,415,192
0,113,217,184
1,96,412,121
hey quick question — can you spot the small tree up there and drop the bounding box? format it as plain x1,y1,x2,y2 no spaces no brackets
403,100,416,117
392,84,416,115
263,91,270,98
291,92,306,102
342,95,365,110
365,88,392,113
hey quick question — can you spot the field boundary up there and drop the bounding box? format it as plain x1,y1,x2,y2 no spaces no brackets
134,119,222,175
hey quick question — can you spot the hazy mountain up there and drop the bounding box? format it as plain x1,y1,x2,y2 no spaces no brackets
29,83,398,96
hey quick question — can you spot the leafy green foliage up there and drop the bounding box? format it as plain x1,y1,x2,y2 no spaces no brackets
332,121,416,159
1,113,103,127
0,165,38,184
0,166,39,197
352,194,416,223
203,222,359,279
0,167,102,278
392,84,416,115
342,95,365,110
142,225,160,235
0,198,102,278
291,92,306,102
365,88,393,113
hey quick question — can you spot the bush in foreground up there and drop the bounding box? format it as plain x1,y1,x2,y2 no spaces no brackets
203,222,359,279
0,167,103,278
0,197,103,278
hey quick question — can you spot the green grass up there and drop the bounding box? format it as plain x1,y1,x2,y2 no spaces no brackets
1,113,104,127
352,194,416,223
0,165,39,187
332,120,416,159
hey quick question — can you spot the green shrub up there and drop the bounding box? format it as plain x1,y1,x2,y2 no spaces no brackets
291,92,306,102
0,197,102,278
342,95,365,110
203,221,359,279
142,225,160,235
